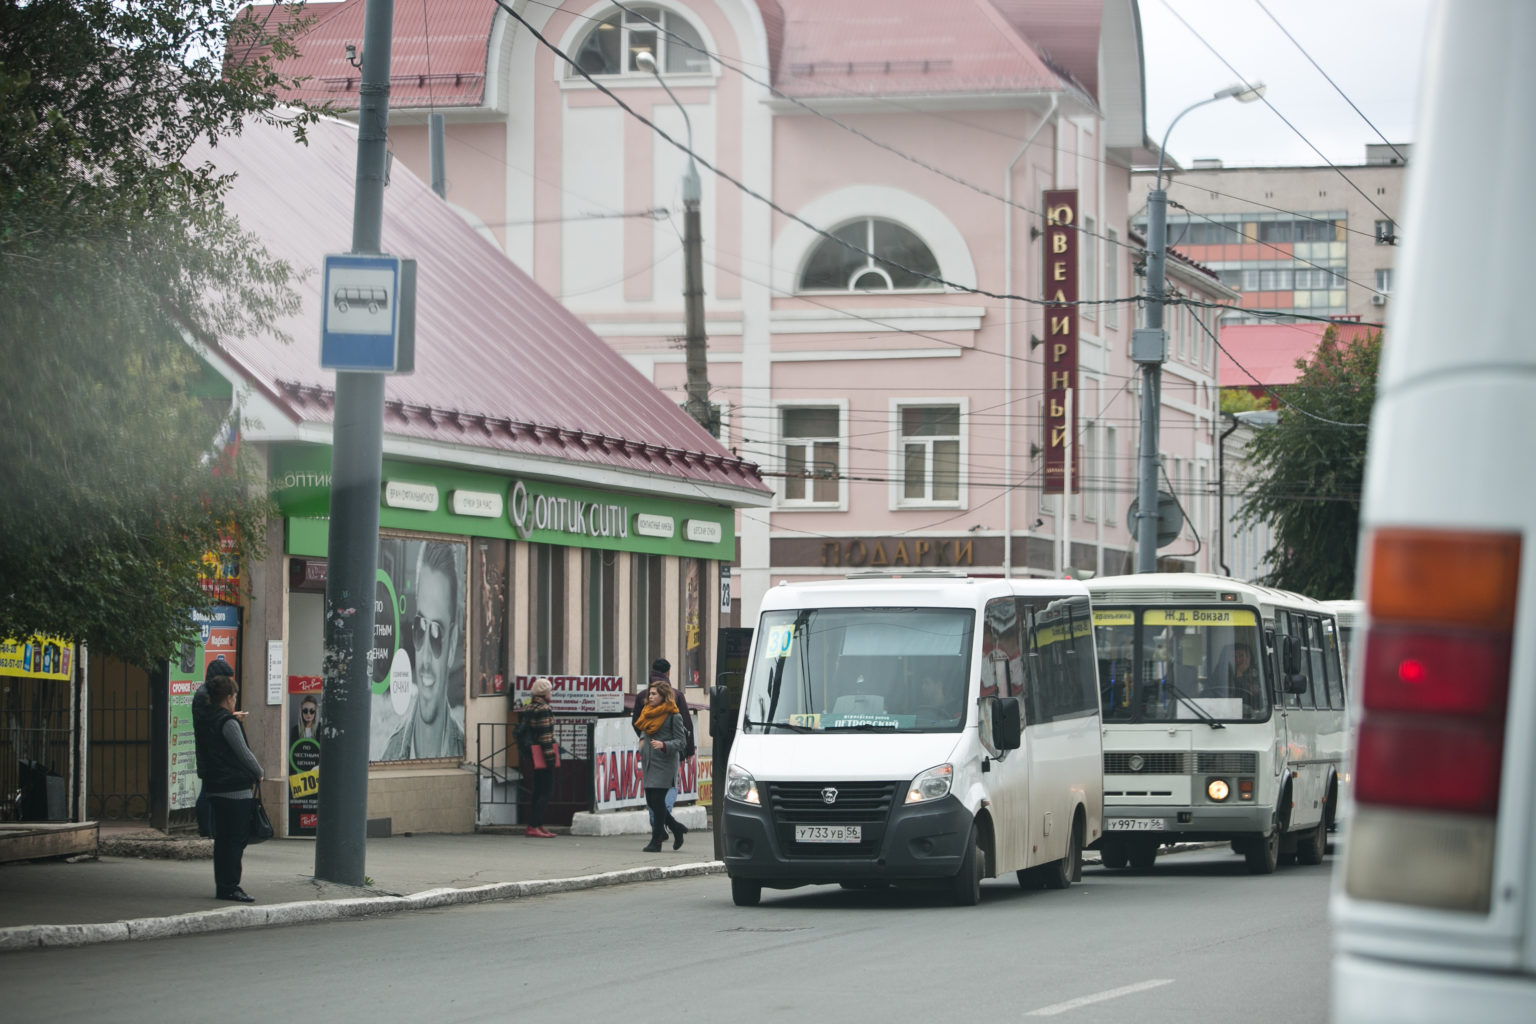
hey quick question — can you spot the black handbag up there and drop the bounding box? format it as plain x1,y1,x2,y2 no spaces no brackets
248,788,275,844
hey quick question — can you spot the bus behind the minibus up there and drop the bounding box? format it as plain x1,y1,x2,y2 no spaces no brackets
1084,573,1347,873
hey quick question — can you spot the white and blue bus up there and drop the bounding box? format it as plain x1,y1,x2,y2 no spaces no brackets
1084,573,1348,873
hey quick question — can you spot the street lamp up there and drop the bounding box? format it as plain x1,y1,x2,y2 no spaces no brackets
1133,81,1266,573
636,50,713,433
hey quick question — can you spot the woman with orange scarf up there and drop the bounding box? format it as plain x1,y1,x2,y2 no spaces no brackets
635,680,689,852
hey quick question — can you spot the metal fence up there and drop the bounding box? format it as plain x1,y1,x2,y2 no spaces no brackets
1,675,74,821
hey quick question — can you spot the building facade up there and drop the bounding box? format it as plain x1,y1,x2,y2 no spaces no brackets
1131,144,1409,325
261,0,1236,626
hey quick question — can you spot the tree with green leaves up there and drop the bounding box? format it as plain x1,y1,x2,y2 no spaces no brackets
1237,327,1382,600
0,1,318,666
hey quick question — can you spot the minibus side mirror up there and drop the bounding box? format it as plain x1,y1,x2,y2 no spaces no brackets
992,697,1022,750
1282,635,1302,675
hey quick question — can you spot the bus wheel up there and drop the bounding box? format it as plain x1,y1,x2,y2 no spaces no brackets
1042,817,1084,889
1128,838,1158,872
951,825,985,906
731,877,762,907
1296,813,1328,865
1245,824,1280,874
1099,840,1129,869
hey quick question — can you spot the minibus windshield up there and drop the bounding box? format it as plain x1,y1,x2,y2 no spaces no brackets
1094,607,1270,723
742,607,974,733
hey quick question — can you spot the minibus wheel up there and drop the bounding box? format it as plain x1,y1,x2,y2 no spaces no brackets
1128,838,1158,872
1040,816,1084,889
1296,813,1328,865
950,825,985,906
1099,840,1128,869
731,877,762,907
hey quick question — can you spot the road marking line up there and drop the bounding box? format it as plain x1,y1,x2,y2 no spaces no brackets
1025,978,1175,1016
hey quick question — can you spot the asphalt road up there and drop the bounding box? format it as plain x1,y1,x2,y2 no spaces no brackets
1,846,1334,1023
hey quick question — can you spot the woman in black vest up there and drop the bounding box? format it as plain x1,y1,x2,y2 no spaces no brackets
194,673,264,902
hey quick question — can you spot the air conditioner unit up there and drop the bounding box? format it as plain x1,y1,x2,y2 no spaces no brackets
1371,293,1388,306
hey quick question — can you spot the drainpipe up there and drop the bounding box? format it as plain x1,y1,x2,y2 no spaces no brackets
1218,411,1239,576
1003,96,1058,578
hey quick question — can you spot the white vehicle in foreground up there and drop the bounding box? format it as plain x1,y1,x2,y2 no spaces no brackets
718,574,1103,906
1331,3,1536,1019
1085,573,1347,874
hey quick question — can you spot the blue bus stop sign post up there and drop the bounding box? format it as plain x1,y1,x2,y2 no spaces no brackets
321,253,416,373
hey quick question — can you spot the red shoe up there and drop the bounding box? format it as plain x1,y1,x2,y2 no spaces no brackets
525,826,543,837
536,827,558,838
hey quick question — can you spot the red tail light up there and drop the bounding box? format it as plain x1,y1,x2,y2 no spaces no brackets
1354,530,1519,817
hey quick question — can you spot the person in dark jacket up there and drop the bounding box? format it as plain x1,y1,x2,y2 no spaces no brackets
635,679,689,852
519,677,559,838
192,657,242,838
631,658,693,818
193,672,263,902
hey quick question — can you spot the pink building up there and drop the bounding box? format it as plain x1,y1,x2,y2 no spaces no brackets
260,0,1235,620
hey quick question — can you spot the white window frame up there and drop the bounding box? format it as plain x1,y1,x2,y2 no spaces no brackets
1081,420,1100,522
561,4,714,80
775,400,848,510
1104,425,1119,525
890,398,967,509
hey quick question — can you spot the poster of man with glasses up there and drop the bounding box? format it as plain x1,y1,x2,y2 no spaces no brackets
372,537,467,762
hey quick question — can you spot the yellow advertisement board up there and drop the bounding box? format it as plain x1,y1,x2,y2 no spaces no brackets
0,635,73,680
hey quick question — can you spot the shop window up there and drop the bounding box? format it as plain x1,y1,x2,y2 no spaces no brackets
681,558,708,691
530,543,566,675
631,553,664,692
585,549,617,675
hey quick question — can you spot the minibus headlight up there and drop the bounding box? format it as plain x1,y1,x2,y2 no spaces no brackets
726,764,760,805
1207,778,1231,802
907,763,954,803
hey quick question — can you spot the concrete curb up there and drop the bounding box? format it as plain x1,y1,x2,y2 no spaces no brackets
0,860,726,952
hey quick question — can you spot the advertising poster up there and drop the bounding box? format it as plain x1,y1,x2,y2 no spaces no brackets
591,716,699,812
510,674,624,714
169,606,239,812
0,634,73,680
369,537,468,761
287,674,323,835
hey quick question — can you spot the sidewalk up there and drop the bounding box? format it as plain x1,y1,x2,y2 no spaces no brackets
0,821,723,952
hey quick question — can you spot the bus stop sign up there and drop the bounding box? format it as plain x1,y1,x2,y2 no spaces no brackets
320,253,416,373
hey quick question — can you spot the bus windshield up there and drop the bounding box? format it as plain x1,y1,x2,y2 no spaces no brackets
742,607,974,733
1094,606,1269,723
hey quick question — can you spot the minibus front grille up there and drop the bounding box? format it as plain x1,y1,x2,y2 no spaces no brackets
1104,751,1189,774
1196,752,1258,774
766,781,899,858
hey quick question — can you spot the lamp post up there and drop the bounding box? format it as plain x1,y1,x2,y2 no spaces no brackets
636,51,713,433
1133,82,1266,573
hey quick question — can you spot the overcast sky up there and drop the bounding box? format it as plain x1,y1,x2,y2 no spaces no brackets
1138,0,1434,168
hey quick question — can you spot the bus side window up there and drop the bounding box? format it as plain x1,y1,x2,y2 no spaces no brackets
1322,619,1346,708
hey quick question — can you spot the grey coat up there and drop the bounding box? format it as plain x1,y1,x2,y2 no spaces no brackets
638,711,687,789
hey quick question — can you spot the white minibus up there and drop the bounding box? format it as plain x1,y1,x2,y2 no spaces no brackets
1084,573,1347,873
1331,3,1536,1019
717,574,1103,906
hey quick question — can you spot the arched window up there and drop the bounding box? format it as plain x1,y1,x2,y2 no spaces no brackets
798,218,942,292
569,7,709,77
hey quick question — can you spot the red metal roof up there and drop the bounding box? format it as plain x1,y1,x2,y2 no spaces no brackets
248,1,1085,109
771,0,1074,99
238,0,492,109
1219,322,1379,389
192,114,767,497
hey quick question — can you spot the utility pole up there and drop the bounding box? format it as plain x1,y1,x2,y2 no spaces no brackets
1133,82,1266,573
637,51,713,434
316,0,395,886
